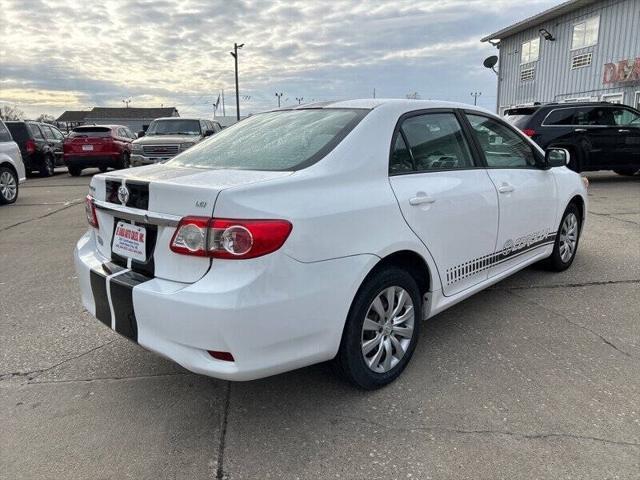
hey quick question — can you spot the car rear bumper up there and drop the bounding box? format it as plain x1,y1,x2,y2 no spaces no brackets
74,230,376,381
65,154,120,168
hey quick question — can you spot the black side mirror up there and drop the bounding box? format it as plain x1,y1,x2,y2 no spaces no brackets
204,129,215,137
545,148,570,168
137,130,145,138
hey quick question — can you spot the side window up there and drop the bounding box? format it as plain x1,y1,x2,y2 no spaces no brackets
215,122,222,132
51,127,64,140
543,108,576,126
42,125,55,139
400,113,474,171
389,134,413,174
467,114,537,168
612,107,640,126
0,121,12,142
573,107,613,126
28,124,44,140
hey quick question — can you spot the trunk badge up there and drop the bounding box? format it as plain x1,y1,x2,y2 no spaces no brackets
117,185,130,205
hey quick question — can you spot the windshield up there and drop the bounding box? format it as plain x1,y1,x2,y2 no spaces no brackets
167,109,368,171
146,119,201,136
70,127,112,138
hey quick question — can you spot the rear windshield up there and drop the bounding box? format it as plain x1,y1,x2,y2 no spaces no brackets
146,119,201,136
167,109,368,171
70,127,112,138
503,108,538,128
5,122,29,142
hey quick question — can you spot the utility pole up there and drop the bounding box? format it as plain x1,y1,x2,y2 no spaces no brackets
275,92,284,108
230,43,244,121
122,98,131,108
471,91,482,106
373,88,376,99
296,97,303,105
222,89,226,116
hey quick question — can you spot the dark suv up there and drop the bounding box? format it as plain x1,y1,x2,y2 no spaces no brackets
5,121,65,177
504,102,640,175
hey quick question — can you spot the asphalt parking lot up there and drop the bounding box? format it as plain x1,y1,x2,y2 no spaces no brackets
1,168,638,479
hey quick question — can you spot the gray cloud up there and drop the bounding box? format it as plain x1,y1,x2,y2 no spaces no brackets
1,0,558,117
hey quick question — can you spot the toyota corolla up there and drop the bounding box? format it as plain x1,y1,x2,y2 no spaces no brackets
74,99,587,389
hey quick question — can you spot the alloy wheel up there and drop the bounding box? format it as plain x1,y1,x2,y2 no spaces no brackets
361,286,415,373
559,212,578,262
0,170,17,202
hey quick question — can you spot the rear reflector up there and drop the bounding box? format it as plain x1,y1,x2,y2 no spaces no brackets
170,217,292,259
85,195,99,228
208,350,235,362
522,128,536,137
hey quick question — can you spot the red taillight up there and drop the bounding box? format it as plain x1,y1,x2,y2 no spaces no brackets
208,350,235,362
26,138,36,155
522,128,536,137
85,195,99,228
169,216,292,259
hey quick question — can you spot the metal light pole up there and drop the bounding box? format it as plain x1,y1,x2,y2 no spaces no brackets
296,97,303,105
230,43,244,121
275,92,284,108
471,91,482,106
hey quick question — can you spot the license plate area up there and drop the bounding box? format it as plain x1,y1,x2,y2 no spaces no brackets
110,218,158,277
113,221,147,262
82,144,94,151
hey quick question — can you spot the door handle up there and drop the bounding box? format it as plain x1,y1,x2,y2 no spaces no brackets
497,183,514,194
409,195,436,206
574,128,587,133
618,129,630,133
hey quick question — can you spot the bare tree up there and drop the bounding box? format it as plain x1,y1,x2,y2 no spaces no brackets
405,92,421,100
0,105,25,121
35,113,56,124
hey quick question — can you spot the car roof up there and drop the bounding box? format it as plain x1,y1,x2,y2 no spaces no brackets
152,117,210,121
278,98,495,116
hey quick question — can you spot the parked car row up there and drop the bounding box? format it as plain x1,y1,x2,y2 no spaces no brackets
504,101,640,175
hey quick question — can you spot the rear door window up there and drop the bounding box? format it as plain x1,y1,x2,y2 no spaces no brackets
0,121,12,142
51,127,65,140
6,123,28,142
41,125,55,139
611,107,640,126
399,113,475,171
28,123,44,140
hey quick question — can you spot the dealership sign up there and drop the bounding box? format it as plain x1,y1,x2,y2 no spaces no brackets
603,58,640,84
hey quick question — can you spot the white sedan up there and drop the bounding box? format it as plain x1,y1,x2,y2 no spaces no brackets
75,99,586,389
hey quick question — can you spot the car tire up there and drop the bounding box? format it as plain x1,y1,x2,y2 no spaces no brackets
40,155,55,177
99,166,109,173
0,166,19,205
332,266,422,390
542,203,581,272
68,165,82,177
613,168,638,176
118,152,130,170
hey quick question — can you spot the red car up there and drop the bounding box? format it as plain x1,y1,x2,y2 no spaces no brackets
63,125,135,176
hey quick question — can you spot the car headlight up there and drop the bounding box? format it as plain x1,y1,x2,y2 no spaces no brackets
180,142,196,151
131,143,143,153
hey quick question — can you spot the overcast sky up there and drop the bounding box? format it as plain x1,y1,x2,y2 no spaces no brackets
1,0,559,119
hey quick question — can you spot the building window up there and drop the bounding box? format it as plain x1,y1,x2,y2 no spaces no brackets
572,16,599,49
601,92,624,104
520,66,535,82
571,52,593,69
520,38,540,64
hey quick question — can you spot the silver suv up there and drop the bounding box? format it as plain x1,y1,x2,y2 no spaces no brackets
131,118,222,166
0,119,26,205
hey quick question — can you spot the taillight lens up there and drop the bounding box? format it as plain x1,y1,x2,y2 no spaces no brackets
169,217,292,259
522,128,536,137
85,195,99,228
26,139,36,154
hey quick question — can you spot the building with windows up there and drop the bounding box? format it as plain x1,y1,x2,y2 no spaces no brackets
481,0,640,114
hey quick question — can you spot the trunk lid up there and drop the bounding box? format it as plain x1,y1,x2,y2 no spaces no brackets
90,164,292,283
